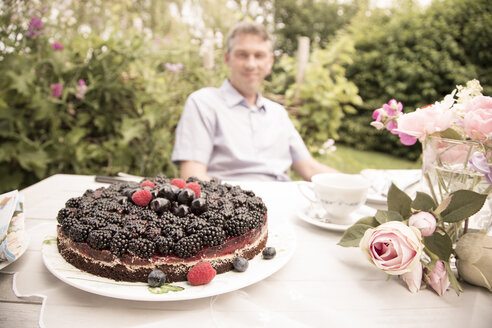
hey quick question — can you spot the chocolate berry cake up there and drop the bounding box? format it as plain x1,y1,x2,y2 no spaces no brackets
56,176,268,283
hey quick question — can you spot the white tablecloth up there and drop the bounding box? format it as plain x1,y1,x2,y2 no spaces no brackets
3,174,492,327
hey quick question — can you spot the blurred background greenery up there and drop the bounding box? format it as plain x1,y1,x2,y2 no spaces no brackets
0,0,490,192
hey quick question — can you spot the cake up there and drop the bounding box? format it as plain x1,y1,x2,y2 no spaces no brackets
56,176,268,283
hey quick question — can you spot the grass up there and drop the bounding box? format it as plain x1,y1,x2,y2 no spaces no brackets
291,145,421,180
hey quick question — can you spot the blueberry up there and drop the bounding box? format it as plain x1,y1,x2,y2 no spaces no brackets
262,247,276,260
150,198,170,214
148,269,167,287
157,185,177,202
177,189,195,206
233,257,249,272
191,198,207,215
174,204,190,217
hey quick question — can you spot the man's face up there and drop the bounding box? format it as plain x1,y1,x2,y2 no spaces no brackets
225,33,274,98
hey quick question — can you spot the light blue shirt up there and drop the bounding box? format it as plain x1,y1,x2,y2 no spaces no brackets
171,80,310,181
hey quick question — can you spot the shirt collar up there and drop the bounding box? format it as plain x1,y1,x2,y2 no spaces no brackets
220,79,266,111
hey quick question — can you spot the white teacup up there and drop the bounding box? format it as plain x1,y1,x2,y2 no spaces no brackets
298,173,370,223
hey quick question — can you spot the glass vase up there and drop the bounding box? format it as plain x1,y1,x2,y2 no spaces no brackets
421,136,492,243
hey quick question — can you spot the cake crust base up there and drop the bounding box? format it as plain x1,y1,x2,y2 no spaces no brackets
57,227,268,283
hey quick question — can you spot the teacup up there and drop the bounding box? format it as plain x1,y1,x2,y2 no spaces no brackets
298,173,370,223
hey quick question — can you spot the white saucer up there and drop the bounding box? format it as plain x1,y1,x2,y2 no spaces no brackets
296,204,376,232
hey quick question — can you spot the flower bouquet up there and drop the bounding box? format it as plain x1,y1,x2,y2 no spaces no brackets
372,80,492,238
339,79,492,294
338,184,488,295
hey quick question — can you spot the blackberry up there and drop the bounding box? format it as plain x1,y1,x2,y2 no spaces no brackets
65,197,82,208
143,226,161,240
232,194,248,207
185,218,209,235
154,236,174,255
162,224,185,242
123,220,147,237
110,232,130,256
68,223,92,242
203,211,226,228
128,238,156,258
101,212,125,226
173,234,203,258
199,226,226,247
224,215,249,237
57,208,75,224
60,217,78,236
234,206,249,216
247,197,267,215
247,211,265,229
185,176,200,183
86,217,107,229
87,230,113,250
101,223,121,234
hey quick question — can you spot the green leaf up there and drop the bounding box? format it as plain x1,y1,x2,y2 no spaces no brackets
440,190,488,223
148,284,184,294
411,192,437,212
374,210,404,224
423,230,453,261
354,216,380,227
387,183,412,219
338,220,375,247
438,128,463,140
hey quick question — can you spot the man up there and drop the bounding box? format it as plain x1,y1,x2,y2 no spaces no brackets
172,21,337,181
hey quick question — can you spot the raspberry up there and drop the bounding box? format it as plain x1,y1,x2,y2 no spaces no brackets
171,178,186,189
141,180,155,189
131,189,152,207
187,261,216,286
185,182,201,198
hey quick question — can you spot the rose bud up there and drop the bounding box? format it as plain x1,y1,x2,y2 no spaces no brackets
455,232,492,292
408,211,437,237
424,260,450,296
402,263,422,293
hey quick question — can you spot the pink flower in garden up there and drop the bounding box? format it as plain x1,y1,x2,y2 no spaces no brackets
424,260,450,296
165,62,184,72
360,221,423,275
51,42,64,51
469,152,492,184
51,83,63,98
371,99,403,133
396,104,454,142
27,17,43,37
463,96,492,142
75,79,87,99
408,212,437,237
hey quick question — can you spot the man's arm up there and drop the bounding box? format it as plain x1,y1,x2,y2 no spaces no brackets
179,160,211,181
291,156,338,181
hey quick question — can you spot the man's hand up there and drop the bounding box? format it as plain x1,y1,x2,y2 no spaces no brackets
291,156,338,181
179,161,211,181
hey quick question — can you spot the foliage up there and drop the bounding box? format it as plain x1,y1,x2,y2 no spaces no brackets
277,33,362,147
271,0,360,56
0,3,227,193
340,0,492,159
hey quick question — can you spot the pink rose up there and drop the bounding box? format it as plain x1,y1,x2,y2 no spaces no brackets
396,105,454,141
360,221,423,275
463,97,492,142
408,212,437,237
424,260,450,296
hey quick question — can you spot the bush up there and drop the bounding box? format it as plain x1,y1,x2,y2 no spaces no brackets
0,10,227,193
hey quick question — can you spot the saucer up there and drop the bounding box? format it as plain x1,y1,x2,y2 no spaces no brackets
296,204,376,232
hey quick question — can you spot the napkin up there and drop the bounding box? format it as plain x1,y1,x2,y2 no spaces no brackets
0,190,25,262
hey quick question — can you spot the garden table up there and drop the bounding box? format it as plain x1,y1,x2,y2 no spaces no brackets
1,174,491,328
